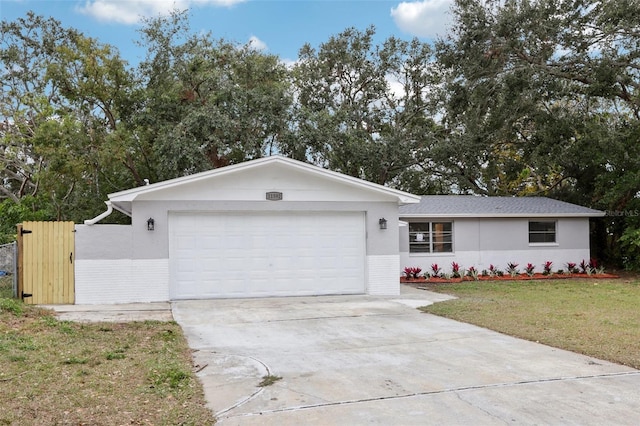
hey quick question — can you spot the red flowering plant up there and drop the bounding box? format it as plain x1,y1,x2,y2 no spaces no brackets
525,263,535,276
589,258,604,274
430,263,442,278
467,266,479,281
451,262,461,278
488,264,502,277
579,259,600,275
403,267,422,279
506,262,519,277
579,259,590,274
543,261,553,275
566,262,578,274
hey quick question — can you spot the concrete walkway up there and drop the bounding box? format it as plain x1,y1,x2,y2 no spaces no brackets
172,286,640,425
43,302,173,322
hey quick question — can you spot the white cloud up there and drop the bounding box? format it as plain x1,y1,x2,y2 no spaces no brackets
77,0,245,25
386,73,405,100
247,35,268,51
280,58,298,69
390,0,453,39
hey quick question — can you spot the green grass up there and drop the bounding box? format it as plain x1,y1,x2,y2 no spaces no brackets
0,276,13,299
419,278,640,369
258,374,283,387
0,297,216,425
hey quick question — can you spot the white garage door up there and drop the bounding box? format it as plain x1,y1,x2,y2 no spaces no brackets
169,211,366,299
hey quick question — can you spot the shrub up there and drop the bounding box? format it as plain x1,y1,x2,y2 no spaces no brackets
430,263,442,278
588,258,603,275
619,227,640,270
506,262,519,277
543,261,553,275
566,262,578,274
403,267,422,279
467,266,479,281
488,264,500,277
579,259,590,274
590,258,605,274
451,262,461,278
525,263,535,276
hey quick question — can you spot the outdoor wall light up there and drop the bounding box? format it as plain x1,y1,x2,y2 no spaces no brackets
379,217,387,230
147,217,155,231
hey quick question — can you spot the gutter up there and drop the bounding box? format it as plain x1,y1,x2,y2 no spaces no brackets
83,201,113,225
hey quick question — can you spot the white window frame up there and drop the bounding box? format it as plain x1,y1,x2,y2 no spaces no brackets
528,220,558,246
409,221,454,254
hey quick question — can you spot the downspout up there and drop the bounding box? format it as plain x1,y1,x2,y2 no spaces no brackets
83,201,113,225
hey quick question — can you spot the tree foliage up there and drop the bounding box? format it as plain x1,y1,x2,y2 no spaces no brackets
287,27,444,191
1,12,77,204
1,12,140,221
435,0,640,266
136,11,292,181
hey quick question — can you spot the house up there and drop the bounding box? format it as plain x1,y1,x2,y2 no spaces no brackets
399,196,605,275
74,156,419,304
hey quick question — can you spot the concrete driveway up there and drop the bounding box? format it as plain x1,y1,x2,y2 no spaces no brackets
172,286,640,425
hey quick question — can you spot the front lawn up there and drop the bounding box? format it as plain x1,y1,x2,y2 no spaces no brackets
418,277,640,369
0,293,216,425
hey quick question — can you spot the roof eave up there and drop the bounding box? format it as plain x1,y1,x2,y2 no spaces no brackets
108,156,420,205
110,201,132,217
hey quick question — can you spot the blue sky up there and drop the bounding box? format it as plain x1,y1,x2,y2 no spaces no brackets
1,0,454,66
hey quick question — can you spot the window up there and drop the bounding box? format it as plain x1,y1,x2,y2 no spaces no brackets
409,222,453,253
529,221,556,244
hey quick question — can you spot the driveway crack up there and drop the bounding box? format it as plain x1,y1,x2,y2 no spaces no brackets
454,391,510,425
211,354,273,417
223,370,640,419
263,313,409,323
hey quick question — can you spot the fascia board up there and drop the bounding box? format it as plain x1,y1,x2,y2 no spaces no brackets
399,212,605,218
280,160,421,204
108,156,421,205
110,202,132,217
107,158,271,201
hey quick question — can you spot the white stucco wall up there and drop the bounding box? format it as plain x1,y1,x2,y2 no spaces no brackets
400,217,593,276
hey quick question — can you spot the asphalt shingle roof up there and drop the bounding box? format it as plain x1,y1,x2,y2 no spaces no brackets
399,196,604,217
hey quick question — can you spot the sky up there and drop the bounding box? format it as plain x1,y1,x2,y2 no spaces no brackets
1,0,455,66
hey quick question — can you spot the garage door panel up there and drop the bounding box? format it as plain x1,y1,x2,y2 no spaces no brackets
169,212,365,299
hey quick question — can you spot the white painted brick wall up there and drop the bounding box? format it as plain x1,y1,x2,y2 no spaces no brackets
367,255,400,296
75,259,169,304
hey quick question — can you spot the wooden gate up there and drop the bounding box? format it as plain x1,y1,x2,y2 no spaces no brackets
17,221,75,304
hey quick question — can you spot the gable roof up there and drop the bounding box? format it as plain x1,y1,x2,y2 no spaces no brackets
108,156,420,216
399,196,604,218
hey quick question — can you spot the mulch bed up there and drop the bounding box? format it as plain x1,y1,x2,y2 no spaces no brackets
400,273,619,284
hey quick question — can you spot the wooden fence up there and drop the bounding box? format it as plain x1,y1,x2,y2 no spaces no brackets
17,221,75,304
